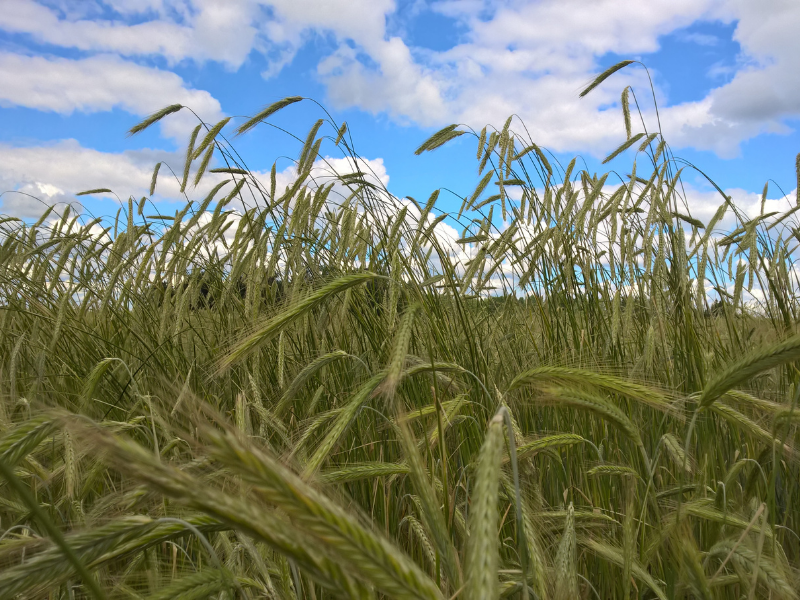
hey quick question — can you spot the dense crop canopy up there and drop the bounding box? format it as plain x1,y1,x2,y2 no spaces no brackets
2,72,800,598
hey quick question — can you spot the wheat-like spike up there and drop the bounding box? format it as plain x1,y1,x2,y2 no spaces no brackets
275,350,351,417
424,395,466,450
85,424,420,598
149,162,161,196
514,143,552,178
381,304,419,399
236,96,303,136
7,333,26,407
276,330,285,389
0,452,108,600
128,104,183,136
580,538,668,600
63,428,77,500
465,414,504,600
401,515,438,571
662,432,692,473
683,499,775,542
653,138,667,164
144,568,227,600
192,117,232,160
334,121,348,146
400,398,463,424
479,131,498,174
234,532,278,596
219,177,246,207
675,525,713,600
460,170,494,218
696,245,708,313
602,133,646,165
415,124,467,155
708,540,797,600
508,365,672,412
303,372,386,477
621,86,632,140
298,118,325,173
587,464,638,478
515,433,585,461
292,407,342,456
700,335,800,409
540,385,650,473
553,503,578,600
732,259,746,310
0,515,226,596
185,180,231,231
638,132,659,153
476,126,487,159
180,124,202,193
795,152,800,206
75,188,113,196
192,142,215,187
218,273,376,372
711,402,795,458
580,60,635,97
203,427,444,599
0,415,56,468
209,167,248,175
320,462,409,484
397,416,463,591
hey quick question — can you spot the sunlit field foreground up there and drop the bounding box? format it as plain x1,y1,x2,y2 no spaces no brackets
3,62,800,599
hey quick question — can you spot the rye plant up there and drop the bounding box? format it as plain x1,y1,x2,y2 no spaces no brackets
1,60,800,598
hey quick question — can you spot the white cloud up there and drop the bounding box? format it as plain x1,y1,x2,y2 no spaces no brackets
3,0,800,162
262,0,800,158
318,38,448,126
0,139,394,220
297,0,726,153
0,0,259,68
0,52,224,142
676,31,720,46
0,140,229,217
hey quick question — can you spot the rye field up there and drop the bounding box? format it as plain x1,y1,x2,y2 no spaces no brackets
2,63,800,599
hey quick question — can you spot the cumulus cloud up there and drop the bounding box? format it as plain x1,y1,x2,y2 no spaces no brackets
657,0,800,156
0,140,220,217
0,138,395,220
0,52,224,142
263,0,800,157
3,0,800,161
0,0,259,68
307,0,723,153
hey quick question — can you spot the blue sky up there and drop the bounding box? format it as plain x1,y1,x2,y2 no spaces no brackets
1,0,799,223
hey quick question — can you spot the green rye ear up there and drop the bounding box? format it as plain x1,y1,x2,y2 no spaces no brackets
415,124,467,155
465,414,504,600
602,133,645,164
580,60,635,97
127,104,183,136
335,121,348,145
235,96,303,136
553,504,578,600
217,272,377,372
795,152,799,206
621,86,632,139
149,162,161,196
76,188,112,196
699,334,800,409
